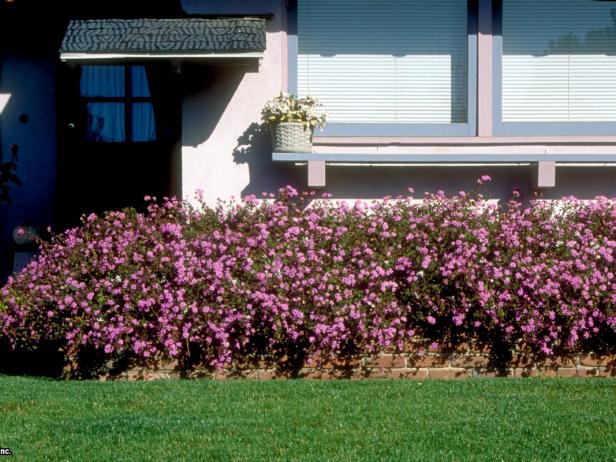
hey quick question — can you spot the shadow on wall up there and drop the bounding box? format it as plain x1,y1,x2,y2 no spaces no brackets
227,160,616,203
317,165,533,202
322,166,616,202
228,123,616,203
232,122,304,197
535,167,616,200
181,63,254,148
180,63,304,198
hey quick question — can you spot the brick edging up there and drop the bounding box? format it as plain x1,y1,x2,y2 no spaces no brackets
107,352,616,381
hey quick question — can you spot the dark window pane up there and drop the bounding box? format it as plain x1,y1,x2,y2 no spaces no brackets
86,103,126,142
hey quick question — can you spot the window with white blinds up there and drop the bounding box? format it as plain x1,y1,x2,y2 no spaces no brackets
297,0,469,127
502,0,616,123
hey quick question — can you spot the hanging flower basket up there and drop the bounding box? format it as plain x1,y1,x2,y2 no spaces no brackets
262,93,327,153
271,122,313,153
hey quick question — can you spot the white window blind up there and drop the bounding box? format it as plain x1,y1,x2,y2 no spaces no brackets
297,0,468,124
503,0,616,122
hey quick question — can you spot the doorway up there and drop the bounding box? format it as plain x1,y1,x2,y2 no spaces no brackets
57,62,181,228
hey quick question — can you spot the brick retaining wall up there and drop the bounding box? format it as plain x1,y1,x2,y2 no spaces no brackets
111,352,616,381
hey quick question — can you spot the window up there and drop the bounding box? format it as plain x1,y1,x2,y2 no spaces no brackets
289,0,477,136
80,65,156,142
494,0,616,135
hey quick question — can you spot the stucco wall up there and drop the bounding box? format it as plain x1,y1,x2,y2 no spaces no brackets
181,0,304,206
180,0,615,207
0,0,614,281
0,51,57,278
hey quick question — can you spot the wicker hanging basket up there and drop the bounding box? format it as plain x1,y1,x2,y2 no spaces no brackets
271,122,313,153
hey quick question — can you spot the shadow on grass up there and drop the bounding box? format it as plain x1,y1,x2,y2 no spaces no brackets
0,338,65,378
1,332,615,380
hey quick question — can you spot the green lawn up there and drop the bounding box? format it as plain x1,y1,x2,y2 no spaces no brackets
0,377,614,461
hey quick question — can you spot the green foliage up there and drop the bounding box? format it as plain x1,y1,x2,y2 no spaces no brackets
0,144,20,205
1,184,615,378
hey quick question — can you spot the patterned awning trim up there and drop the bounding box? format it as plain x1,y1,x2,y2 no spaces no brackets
60,18,266,55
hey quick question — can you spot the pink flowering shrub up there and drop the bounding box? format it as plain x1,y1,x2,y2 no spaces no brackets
1,182,615,377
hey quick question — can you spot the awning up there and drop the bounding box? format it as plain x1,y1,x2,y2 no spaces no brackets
59,18,266,61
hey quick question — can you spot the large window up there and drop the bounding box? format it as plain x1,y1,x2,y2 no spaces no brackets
290,0,477,136
495,0,616,135
80,65,156,142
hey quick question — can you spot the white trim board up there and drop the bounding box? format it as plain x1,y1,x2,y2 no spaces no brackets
272,152,616,163
60,52,264,62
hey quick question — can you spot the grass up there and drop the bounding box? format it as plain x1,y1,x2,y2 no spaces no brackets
0,377,614,461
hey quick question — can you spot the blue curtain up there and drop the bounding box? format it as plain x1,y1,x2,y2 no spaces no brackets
86,102,125,142
80,65,125,97
132,103,156,142
81,65,156,142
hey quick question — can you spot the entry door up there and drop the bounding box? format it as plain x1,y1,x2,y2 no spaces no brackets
57,63,180,228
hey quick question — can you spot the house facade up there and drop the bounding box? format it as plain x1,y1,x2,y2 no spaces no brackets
1,0,616,279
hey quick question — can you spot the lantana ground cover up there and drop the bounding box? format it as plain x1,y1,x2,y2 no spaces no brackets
1,179,615,376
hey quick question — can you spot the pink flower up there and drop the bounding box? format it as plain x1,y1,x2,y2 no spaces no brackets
0,183,613,376
477,175,492,185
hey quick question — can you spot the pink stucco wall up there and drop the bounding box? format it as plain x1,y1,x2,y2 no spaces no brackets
180,0,616,205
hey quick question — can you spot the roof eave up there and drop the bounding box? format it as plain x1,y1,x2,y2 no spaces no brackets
60,51,264,62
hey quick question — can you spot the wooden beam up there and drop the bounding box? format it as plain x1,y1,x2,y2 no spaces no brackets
307,161,326,189
532,161,556,189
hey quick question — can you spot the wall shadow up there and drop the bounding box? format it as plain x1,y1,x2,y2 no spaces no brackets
181,63,255,148
232,122,304,197
330,165,616,201
318,165,532,202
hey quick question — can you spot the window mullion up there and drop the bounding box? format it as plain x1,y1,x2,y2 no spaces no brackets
125,66,132,142
477,0,494,137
